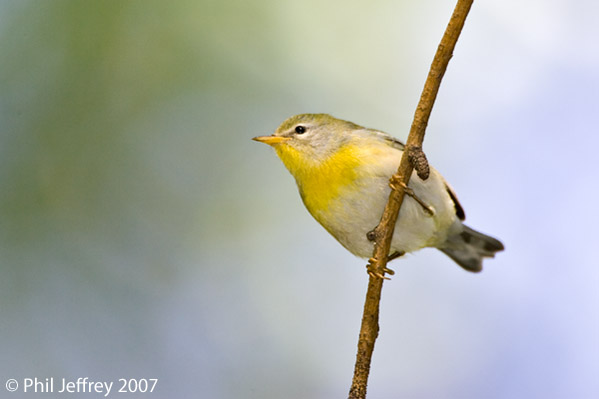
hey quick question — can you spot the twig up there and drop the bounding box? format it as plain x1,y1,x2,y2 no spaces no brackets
348,1,474,398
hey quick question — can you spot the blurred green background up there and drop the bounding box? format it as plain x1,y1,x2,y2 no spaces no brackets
1,1,598,398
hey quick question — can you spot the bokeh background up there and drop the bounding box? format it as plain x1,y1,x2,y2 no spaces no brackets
1,1,598,398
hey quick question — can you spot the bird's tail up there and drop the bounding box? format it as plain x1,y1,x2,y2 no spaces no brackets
440,225,504,272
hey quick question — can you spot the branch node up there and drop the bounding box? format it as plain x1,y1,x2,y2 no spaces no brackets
407,145,430,180
366,230,377,242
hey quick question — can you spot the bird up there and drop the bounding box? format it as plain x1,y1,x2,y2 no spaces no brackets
253,113,504,272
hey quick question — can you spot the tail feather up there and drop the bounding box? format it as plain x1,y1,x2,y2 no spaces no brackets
440,225,504,272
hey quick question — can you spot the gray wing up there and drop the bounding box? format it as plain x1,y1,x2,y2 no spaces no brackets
384,135,405,151
362,128,465,220
445,183,466,220
361,128,405,151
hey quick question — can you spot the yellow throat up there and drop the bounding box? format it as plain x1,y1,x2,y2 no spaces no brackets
273,142,362,215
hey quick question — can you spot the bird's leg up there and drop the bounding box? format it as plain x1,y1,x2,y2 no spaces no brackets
407,145,430,180
387,251,405,262
365,250,405,278
389,174,435,216
366,257,393,279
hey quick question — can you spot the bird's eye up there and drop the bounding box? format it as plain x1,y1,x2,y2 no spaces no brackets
295,125,306,134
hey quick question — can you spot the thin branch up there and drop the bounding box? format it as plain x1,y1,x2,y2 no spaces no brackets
348,1,474,398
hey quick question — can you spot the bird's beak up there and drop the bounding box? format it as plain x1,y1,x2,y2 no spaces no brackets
252,135,291,146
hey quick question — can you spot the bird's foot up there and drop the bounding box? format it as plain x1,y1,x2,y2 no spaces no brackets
366,257,394,279
389,174,435,216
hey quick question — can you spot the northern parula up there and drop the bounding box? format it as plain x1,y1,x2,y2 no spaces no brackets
253,114,504,272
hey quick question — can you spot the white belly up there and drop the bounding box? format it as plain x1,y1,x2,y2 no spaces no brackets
310,167,459,258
